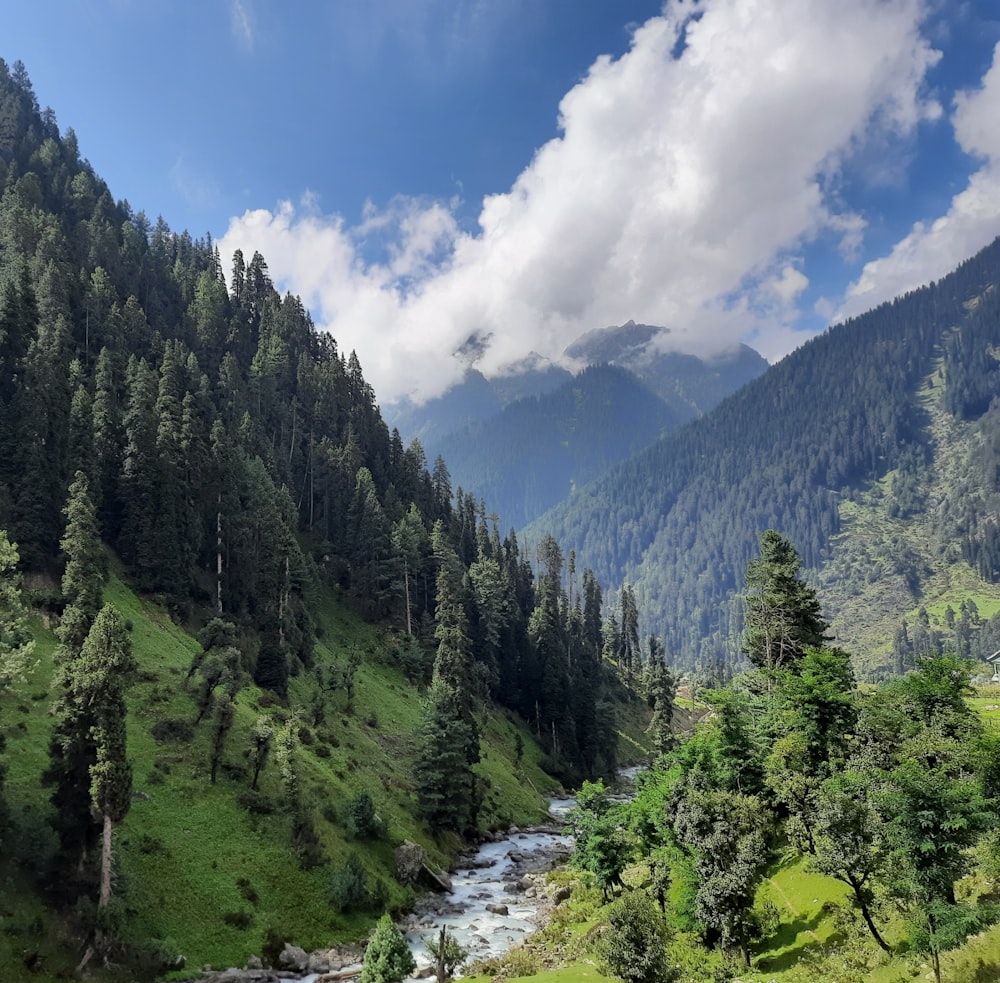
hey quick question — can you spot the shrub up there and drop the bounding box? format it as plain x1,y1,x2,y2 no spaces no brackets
237,877,259,906
360,913,415,983
330,853,371,913
222,910,253,929
237,791,276,815
596,890,679,983
346,790,384,839
151,718,194,743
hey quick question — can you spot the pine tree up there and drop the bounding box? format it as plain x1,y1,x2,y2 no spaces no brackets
75,604,136,910
360,913,415,983
45,472,107,859
414,524,480,832
742,530,829,674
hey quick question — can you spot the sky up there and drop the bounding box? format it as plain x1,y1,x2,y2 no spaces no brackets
6,1,1000,405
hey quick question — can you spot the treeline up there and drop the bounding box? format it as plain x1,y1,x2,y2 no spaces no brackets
0,59,636,786
530,232,1000,670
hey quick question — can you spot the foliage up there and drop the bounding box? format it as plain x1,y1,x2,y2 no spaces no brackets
346,790,384,839
424,923,467,982
595,889,679,983
329,852,372,913
359,913,415,983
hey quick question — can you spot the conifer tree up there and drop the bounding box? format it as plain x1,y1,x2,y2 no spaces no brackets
77,604,136,910
414,523,480,832
742,530,829,674
45,472,106,858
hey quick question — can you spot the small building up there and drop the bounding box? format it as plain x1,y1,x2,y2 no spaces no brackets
985,649,1000,684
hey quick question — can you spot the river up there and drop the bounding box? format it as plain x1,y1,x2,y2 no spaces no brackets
294,768,641,982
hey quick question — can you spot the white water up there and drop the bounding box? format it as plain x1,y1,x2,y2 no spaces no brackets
303,767,642,982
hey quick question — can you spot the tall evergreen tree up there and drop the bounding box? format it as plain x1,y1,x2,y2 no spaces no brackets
742,530,829,674
76,604,136,910
414,524,480,832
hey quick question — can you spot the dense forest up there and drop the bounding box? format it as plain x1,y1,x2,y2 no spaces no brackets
0,58,656,977
530,235,1000,672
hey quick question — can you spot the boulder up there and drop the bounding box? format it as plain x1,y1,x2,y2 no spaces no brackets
485,903,509,916
278,943,309,973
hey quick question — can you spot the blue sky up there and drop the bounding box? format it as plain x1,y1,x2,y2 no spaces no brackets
6,1,1000,404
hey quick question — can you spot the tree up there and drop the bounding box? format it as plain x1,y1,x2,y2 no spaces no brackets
424,925,467,983
414,526,480,832
360,913,415,983
59,470,105,643
673,782,772,965
247,715,274,791
811,772,891,952
0,530,34,693
742,530,829,674
596,890,679,983
76,604,136,910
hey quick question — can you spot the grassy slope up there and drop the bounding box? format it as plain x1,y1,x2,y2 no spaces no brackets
818,361,1000,674
0,574,583,982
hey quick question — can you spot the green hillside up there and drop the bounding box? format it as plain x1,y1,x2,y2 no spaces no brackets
0,571,595,981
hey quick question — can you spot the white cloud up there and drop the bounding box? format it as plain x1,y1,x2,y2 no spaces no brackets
230,0,254,52
838,41,1000,320
219,0,940,404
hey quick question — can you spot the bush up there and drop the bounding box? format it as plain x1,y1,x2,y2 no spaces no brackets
330,853,371,913
151,718,194,743
222,910,253,929
237,791,276,815
346,790,384,839
596,890,679,983
237,877,259,906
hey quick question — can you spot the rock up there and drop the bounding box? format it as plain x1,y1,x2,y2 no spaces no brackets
307,951,333,973
244,955,263,969
503,880,521,894
552,885,572,904
278,942,309,972
525,887,536,898
485,903,509,916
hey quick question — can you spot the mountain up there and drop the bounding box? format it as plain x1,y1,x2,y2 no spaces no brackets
430,364,686,529
564,320,768,419
382,357,573,449
387,324,768,529
527,236,1000,675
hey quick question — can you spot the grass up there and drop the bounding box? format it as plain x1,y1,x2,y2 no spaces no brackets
0,573,583,982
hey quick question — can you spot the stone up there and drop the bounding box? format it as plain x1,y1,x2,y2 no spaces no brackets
307,951,332,974
552,885,572,904
244,955,263,969
278,942,309,972
485,903,509,916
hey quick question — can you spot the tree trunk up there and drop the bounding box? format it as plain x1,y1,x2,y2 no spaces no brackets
404,562,412,637
848,876,891,953
216,502,223,614
99,812,113,909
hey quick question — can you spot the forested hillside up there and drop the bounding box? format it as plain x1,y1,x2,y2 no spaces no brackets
530,237,1000,672
389,324,767,531
0,59,649,979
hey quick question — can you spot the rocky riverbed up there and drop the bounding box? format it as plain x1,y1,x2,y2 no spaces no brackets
193,770,639,983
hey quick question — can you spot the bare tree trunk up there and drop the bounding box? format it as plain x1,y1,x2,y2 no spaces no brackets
216,501,224,615
404,562,412,636
99,812,113,909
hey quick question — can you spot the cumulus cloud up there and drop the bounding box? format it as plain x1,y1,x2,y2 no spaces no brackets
219,0,940,404
838,41,1000,320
